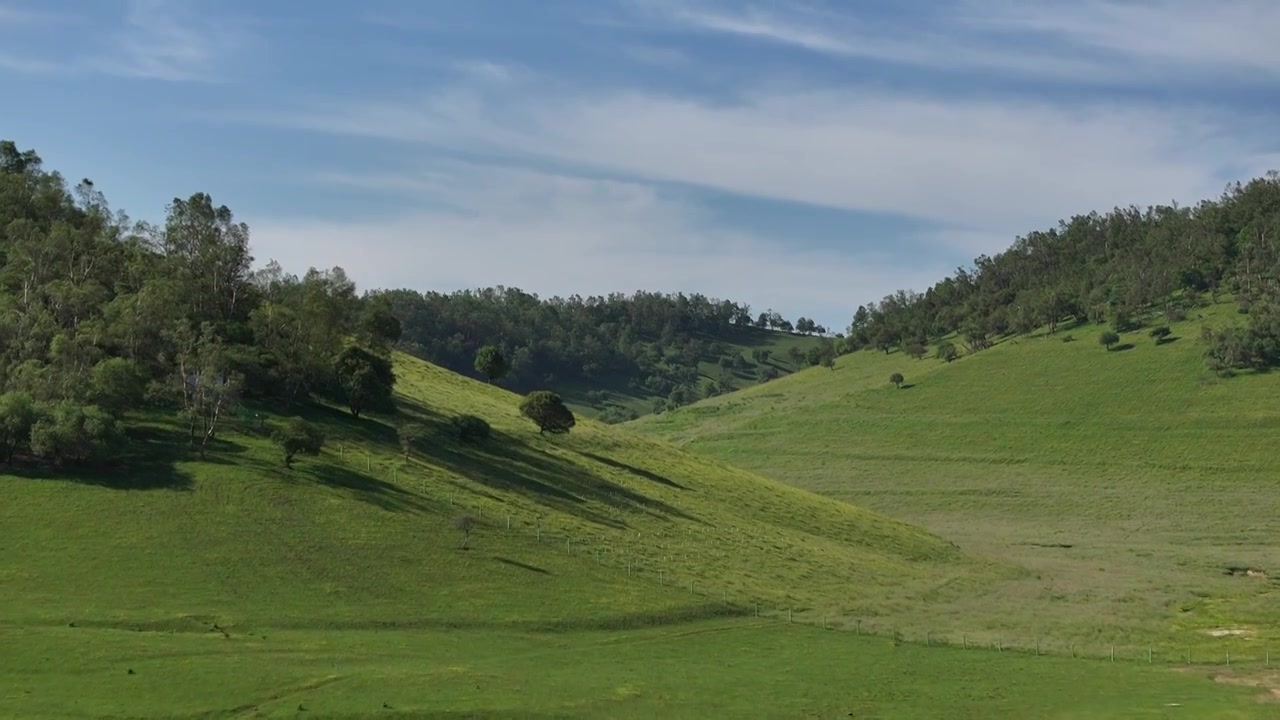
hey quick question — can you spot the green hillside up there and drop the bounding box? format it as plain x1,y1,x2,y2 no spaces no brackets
634,300,1280,652
3,350,1274,717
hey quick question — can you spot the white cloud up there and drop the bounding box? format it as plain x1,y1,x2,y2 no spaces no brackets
247,162,947,328
643,0,1280,85
244,79,1266,248
95,0,248,82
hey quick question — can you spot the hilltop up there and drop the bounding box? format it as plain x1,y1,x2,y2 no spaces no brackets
379,286,829,421
633,298,1280,651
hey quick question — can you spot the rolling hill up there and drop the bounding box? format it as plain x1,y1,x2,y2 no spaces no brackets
632,299,1280,653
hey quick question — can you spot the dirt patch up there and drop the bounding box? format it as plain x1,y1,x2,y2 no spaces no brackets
1205,669,1280,704
1204,628,1255,639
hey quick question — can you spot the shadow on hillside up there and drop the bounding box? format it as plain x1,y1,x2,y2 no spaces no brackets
295,462,441,515
898,383,917,390
1109,343,1136,352
494,556,551,575
576,450,688,490
4,425,195,491
1155,336,1181,345
427,429,704,529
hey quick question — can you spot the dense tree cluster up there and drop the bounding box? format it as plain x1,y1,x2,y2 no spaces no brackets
0,141,394,468
844,172,1280,374
379,287,815,412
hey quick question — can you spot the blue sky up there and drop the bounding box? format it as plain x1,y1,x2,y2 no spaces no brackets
3,0,1278,329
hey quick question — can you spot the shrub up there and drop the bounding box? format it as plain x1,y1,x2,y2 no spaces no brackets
889,372,904,389
519,391,576,434
453,414,491,442
599,406,639,424
1099,331,1120,350
935,342,959,363
273,417,325,468
1150,326,1172,345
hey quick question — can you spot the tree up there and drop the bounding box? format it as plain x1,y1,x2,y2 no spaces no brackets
273,417,324,468
1150,326,1172,345
359,295,402,348
90,357,144,415
173,324,243,458
0,392,37,464
334,345,395,418
890,372,904,389
1099,330,1120,350
519,391,576,434
453,414,491,442
454,515,477,549
473,345,509,384
28,402,125,467
398,422,427,459
935,342,959,363
906,342,927,360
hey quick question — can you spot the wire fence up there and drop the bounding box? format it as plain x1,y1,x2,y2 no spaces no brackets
300,432,1273,671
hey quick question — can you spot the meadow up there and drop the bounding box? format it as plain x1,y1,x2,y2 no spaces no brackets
4,338,1277,716
635,301,1280,655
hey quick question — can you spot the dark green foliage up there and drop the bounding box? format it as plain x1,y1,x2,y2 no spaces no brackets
452,414,491,442
333,345,396,419
890,372,904,389
841,172,1280,371
906,342,927,360
473,345,509,384
359,294,402,347
1201,302,1280,375
935,342,959,363
1099,331,1120,350
28,402,124,467
0,391,37,464
90,358,145,414
273,417,324,468
599,405,639,424
759,366,780,382
1150,326,1172,345
519,391,576,434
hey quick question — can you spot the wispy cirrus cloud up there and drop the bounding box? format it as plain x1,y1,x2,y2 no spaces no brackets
636,0,1280,85
0,0,251,82
94,0,251,82
237,75,1266,247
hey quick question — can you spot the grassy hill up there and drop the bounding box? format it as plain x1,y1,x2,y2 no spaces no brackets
3,350,1276,716
633,300,1280,653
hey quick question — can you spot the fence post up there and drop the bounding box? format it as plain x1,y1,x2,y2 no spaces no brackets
1036,641,1040,657
962,634,967,649
926,632,930,647
1268,650,1271,668
1227,650,1231,667
506,515,511,530
755,602,759,618
1148,647,1152,664
788,608,793,624
1110,646,1115,663
856,620,862,636
366,452,370,472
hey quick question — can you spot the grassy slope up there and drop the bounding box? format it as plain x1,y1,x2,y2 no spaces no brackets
0,349,1271,717
558,326,823,419
633,301,1280,652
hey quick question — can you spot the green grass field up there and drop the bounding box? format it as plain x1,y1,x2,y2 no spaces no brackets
634,301,1280,655
3,345,1275,716
559,326,824,419
6,618,1277,718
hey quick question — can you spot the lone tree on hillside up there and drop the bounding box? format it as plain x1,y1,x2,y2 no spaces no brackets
454,515,477,549
1150,326,1172,345
274,418,325,468
519,391,576,434
889,372,904,389
473,345,510,384
1099,330,1120,351
398,422,427,460
334,345,396,419
935,341,959,363
906,342,927,360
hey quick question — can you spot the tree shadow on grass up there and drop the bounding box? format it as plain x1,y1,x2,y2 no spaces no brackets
1110,343,1136,352
3,425,195,491
575,450,688,490
494,556,551,575
293,461,442,515
427,429,705,529
898,383,917,390
1155,336,1181,345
